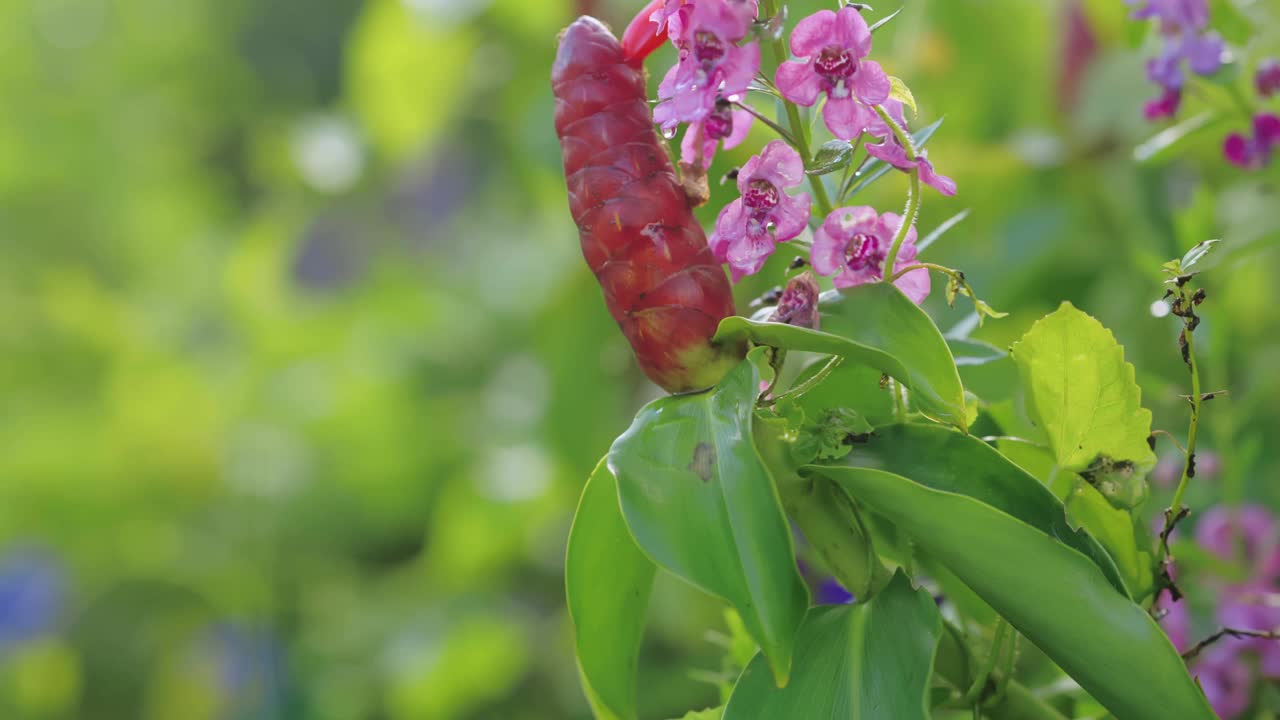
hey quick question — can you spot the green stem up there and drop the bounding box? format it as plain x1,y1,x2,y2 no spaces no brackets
892,378,907,420
781,473,892,600
760,0,833,218
934,624,1069,720
1163,328,1202,551
872,104,921,277
767,355,842,406
966,620,1010,704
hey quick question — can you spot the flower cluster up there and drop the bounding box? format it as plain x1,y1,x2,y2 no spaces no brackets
1125,0,1223,120
1158,504,1280,718
644,0,954,297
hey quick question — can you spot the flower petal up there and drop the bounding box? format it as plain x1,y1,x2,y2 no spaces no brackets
893,266,931,305
918,156,957,196
1184,31,1223,76
865,138,911,169
771,191,812,243
789,9,838,58
809,226,844,277
1223,133,1254,168
757,140,806,189
723,106,755,150
851,59,891,105
776,60,824,106
721,41,762,98
834,5,872,57
822,95,871,140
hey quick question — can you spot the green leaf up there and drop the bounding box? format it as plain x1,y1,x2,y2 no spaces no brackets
790,361,897,428
1064,478,1155,601
1209,0,1251,43
830,424,1128,596
722,572,941,720
888,76,918,117
1133,111,1225,164
1178,238,1220,272
610,350,808,685
669,708,723,720
813,466,1217,720
566,460,656,720
1010,302,1156,476
806,140,853,177
716,283,967,429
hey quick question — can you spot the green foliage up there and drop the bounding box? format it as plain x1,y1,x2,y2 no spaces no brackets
815,465,1217,720
722,572,941,719
609,349,809,684
566,460,655,720
1011,303,1157,478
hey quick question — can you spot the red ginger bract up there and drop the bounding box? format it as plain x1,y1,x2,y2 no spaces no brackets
552,16,745,393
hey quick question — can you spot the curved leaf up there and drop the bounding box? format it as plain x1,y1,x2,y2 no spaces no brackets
1010,302,1156,476
723,572,941,720
609,350,808,684
834,423,1129,597
715,283,966,429
814,466,1216,720
566,460,655,720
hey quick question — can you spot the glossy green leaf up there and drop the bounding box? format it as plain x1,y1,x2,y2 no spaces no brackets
723,572,941,720
833,424,1128,596
669,708,723,720
807,140,854,177
813,466,1216,720
566,460,656,720
1010,302,1156,475
792,361,897,427
716,283,967,429
610,350,808,684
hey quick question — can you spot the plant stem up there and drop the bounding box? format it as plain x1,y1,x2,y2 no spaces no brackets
733,101,797,146
873,104,921,277
767,355,842,406
760,0,833,218
1168,329,1201,531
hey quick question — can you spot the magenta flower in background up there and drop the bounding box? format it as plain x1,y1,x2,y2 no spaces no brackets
653,0,761,133
864,99,957,196
1125,0,1223,121
1216,588,1280,677
1224,114,1280,170
680,99,754,171
1258,58,1280,97
1196,504,1280,581
710,140,812,281
770,271,821,329
1154,587,1190,652
1194,644,1254,719
775,6,890,140
810,206,930,304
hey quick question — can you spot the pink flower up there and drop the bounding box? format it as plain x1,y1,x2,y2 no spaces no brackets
650,0,758,35
810,206,929,304
653,0,761,131
1143,87,1182,120
1197,505,1280,583
710,140,812,281
1216,587,1280,678
680,98,754,171
864,99,956,196
1193,645,1254,719
770,271,821,329
1154,588,1190,652
1224,113,1280,170
774,6,890,140
1257,58,1280,98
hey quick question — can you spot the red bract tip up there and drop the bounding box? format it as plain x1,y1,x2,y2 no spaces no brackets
621,0,671,66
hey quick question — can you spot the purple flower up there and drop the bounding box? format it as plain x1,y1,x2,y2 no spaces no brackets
1224,114,1280,170
710,140,812,281
0,546,64,655
770,271,821,329
1193,644,1254,719
810,206,930,304
1258,58,1280,98
864,99,956,196
815,578,855,605
1216,587,1280,677
680,98,754,171
774,6,890,140
653,0,761,132
650,0,758,36
1127,0,1222,121
1154,588,1190,653
1143,87,1182,120
1197,504,1280,581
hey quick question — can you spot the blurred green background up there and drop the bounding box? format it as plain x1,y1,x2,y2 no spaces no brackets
1,0,1277,718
